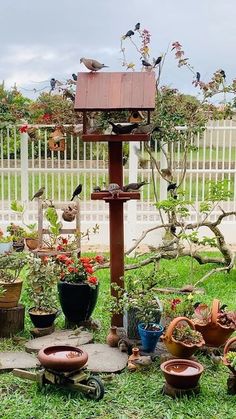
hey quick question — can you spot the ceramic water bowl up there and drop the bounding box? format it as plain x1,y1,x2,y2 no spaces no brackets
160,358,204,389
38,345,88,372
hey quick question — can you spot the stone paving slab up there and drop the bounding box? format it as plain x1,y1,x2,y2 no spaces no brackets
81,343,128,373
0,352,38,372
25,330,93,353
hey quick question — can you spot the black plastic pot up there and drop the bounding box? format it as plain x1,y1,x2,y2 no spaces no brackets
58,281,99,324
13,240,25,252
28,308,59,328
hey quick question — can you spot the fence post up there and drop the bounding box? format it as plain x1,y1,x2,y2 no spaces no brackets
126,141,139,252
20,131,29,205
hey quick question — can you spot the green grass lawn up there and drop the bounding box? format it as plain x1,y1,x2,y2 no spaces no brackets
0,255,236,419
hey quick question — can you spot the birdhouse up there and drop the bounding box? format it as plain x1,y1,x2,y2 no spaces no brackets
48,128,66,152
129,111,144,123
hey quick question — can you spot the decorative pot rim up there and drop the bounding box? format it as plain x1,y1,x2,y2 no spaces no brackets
160,358,204,376
59,280,99,286
138,322,164,332
0,278,23,285
28,307,58,315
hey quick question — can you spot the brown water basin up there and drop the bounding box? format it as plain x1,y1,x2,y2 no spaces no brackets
160,359,204,389
38,345,88,372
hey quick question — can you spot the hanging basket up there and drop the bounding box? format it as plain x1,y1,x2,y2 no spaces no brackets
49,128,66,152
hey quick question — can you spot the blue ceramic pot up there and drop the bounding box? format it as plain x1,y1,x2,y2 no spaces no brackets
138,323,164,352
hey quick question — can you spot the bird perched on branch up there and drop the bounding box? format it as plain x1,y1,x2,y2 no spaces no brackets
31,186,45,201
134,22,140,31
108,121,138,135
108,183,121,198
71,184,82,201
196,72,201,82
153,56,162,67
122,181,148,192
141,59,152,68
123,30,135,39
72,73,77,81
80,57,109,72
219,69,226,80
50,78,56,91
167,182,177,192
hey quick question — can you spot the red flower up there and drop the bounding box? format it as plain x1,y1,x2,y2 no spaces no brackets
68,266,76,273
80,257,91,263
171,298,181,310
65,258,73,266
85,266,93,274
42,113,52,122
19,125,28,133
57,245,63,251
62,238,68,245
95,255,104,264
87,276,98,285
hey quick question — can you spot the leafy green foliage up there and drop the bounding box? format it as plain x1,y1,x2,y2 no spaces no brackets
44,207,62,247
0,253,27,282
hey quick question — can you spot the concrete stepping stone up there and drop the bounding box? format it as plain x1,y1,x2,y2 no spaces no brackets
81,343,128,373
0,352,38,372
25,330,93,353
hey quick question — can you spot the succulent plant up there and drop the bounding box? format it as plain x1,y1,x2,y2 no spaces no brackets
226,351,236,370
173,324,203,345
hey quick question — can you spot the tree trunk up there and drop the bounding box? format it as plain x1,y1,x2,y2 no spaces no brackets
0,304,25,337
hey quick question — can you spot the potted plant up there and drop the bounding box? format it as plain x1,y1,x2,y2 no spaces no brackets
24,229,40,251
26,254,59,328
162,317,205,358
0,253,26,308
193,299,236,347
223,336,236,375
10,200,39,250
56,254,104,325
0,229,13,254
6,223,26,252
162,295,195,327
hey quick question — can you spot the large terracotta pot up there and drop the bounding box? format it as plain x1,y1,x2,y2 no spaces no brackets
223,336,236,375
162,317,205,358
160,358,204,389
0,279,23,308
58,281,99,325
194,299,235,347
38,345,88,372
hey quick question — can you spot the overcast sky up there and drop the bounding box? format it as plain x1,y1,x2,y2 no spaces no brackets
0,0,235,101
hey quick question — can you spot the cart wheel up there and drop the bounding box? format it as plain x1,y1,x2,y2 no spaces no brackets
86,376,105,400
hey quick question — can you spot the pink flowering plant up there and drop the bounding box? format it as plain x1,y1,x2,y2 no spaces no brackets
56,253,104,288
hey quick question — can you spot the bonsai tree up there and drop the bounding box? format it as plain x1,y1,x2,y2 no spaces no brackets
0,253,26,283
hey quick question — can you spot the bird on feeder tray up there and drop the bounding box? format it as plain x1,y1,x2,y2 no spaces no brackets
122,181,148,192
71,184,82,201
31,186,45,201
80,57,109,72
108,183,121,198
108,121,138,135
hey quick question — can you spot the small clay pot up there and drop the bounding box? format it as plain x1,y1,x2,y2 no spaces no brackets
106,326,120,347
160,358,204,389
38,345,88,372
25,238,39,251
128,347,141,371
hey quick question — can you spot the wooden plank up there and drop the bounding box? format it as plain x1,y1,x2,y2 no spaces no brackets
91,192,140,200
81,134,150,142
13,369,37,381
74,72,156,110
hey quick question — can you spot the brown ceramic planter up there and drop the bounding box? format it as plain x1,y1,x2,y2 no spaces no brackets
160,358,204,389
161,317,205,358
25,238,39,251
0,279,23,308
194,299,235,347
38,345,88,372
223,336,236,375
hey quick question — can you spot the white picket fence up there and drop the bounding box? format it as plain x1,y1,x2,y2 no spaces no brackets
1,120,236,247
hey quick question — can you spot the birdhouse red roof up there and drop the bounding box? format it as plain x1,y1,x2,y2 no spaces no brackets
74,72,156,111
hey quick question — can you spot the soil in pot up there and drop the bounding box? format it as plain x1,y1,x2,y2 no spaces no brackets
0,279,23,308
29,308,59,328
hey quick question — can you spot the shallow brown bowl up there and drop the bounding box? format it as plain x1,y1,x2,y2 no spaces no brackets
160,358,204,389
38,345,88,372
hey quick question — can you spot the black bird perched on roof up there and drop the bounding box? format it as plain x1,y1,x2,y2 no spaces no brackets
134,22,140,31
196,72,201,82
122,181,148,192
153,56,162,67
220,69,226,80
167,182,177,192
31,186,45,201
108,121,138,135
71,184,82,201
50,78,56,91
72,73,77,81
142,59,152,67
123,30,135,39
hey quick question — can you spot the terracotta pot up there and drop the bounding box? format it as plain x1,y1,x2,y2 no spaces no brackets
0,279,23,308
223,336,236,375
160,358,204,389
106,326,120,347
38,345,88,372
162,317,205,358
25,237,39,250
128,347,141,371
194,299,235,347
